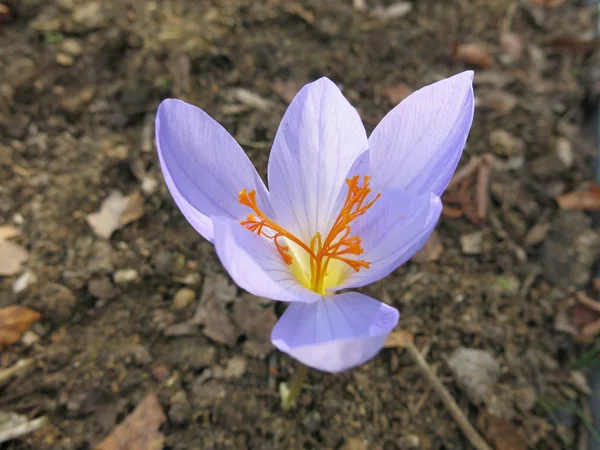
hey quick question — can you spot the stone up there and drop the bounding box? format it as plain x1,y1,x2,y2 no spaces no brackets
170,288,195,311
447,348,501,405
223,356,247,379
541,211,600,289
460,231,484,255
190,380,225,409
168,390,191,425
60,38,83,56
113,269,139,285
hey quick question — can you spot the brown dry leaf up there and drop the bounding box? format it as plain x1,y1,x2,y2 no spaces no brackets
383,330,414,348
0,225,20,241
412,231,443,263
0,305,41,346
87,190,145,239
550,36,599,54
476,90,517,113
556,184,600,210
383,83,413,104
96,393,166,450
0,241,29,276
529,0,566,6
453,42,493,69
477,411,527,450
272,80,300,104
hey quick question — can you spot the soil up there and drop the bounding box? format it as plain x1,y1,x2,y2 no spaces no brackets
1,0,600,449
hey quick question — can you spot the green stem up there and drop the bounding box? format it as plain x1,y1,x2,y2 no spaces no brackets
281,364,309,410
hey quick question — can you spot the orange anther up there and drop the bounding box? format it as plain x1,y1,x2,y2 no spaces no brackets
239,176,380,293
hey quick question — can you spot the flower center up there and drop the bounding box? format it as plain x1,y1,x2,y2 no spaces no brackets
238,176,380,294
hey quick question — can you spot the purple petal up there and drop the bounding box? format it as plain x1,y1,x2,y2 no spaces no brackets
156,99,271,242
337,190,442,290
271,292,399,373
267,78,368,244
368,71,474,196
213,218,320,304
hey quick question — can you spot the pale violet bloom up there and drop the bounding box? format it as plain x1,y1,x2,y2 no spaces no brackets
156,71,474,373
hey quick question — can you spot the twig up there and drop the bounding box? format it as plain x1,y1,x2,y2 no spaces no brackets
488,207,527,262
500,1,518,34
403,339,493,450
0,415,47,444
447,156,482,191
0,359,34,388
475,154,493,221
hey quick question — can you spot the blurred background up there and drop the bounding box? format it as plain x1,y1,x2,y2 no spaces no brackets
1,0,600,449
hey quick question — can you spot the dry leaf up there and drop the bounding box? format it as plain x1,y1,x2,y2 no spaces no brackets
272,80,300,104
412,231,443,263
477,411,527,450
529,0,566,6
0,306,41,346
556,184,600,210
475,90,517,113
0,241,29,276
383,330,414,348
383,83,413,104
453,42,493,69
550,36,599,54
0,226,20,241
96,393,166,450
87,190,145,239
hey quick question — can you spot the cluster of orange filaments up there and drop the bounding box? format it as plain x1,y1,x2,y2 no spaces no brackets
238,176,380,293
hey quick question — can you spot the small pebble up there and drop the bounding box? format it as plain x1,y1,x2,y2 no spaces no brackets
171,287,195,311
56,53,74,66
113,268,139,285
60,38,83,56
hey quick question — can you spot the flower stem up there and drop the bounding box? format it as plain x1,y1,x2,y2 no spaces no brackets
280,363,309,410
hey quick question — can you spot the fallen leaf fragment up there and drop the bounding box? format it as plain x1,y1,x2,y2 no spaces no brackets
0,241,29,276
529,0,566,6
453,42,493,69
556,184,600,210
0,225,20,241
549,36,599,54
87,190,145,239
477,411,527,450
383,83,413,104
412,231,443,263
96,393,166,450
383,330,414,348
271,80,300,104
0,305,41,346
475,90,517,113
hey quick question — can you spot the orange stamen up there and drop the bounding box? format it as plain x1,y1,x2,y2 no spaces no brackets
238,176,380,293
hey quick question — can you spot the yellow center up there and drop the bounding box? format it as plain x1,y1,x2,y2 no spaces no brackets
238,176,380,294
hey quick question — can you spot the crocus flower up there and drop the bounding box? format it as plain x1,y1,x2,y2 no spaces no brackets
156,71,474,373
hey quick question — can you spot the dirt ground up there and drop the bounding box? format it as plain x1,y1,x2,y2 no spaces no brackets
1,0,600,449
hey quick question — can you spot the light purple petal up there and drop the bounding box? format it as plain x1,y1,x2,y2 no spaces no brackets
213,218,320,304
267,77,368,244
271,292,399,373
337,190,442,290
156,99,271,242
368,71,474,196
